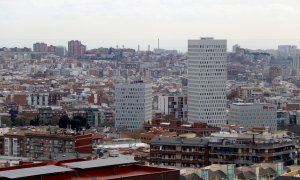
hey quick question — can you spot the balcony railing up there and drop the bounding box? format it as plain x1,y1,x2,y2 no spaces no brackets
53,144,63,148
30,142,43,146
209,141,295,149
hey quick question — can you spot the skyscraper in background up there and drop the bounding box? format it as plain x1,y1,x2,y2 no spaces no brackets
187,37,227,127
67,40,86,58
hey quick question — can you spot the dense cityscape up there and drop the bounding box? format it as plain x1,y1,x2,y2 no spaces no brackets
0,37,299,179
2,0,300,179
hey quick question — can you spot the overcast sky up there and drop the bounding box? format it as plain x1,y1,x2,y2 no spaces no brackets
1,0,300,51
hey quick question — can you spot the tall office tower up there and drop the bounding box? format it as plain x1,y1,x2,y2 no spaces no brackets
67,40,86,58
115,81,152,131
33,42,48,52
187,37,227,127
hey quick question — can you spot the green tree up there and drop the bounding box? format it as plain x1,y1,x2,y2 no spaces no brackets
58,115,70,129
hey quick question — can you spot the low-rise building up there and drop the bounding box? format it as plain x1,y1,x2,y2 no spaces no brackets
2,127,92,159
158,94,187,120
150,136,209,168
228,102,277,131
208,126,297,166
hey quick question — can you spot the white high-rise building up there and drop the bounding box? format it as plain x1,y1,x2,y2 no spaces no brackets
187,37,227,127
115,81,152,131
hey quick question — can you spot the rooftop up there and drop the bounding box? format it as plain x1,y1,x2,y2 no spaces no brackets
63,156,137,169
0,165,73,179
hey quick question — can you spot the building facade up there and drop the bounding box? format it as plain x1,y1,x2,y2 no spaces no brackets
68,40,86,58
2,128,92,159
208,127,297,166
187,37,227,127
150,136,209,168
33,42,48,52
158,94,187,120
228,102,277,131
115,81,152,131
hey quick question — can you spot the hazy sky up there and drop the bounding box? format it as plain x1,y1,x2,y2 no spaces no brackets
1,0,300,51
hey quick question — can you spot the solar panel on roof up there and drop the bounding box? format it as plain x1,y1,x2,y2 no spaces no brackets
0,165,73,179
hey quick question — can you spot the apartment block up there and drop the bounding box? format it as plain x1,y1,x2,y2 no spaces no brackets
2,128,92,159
158,94,187,120
208,127,297,166
150,136,209,168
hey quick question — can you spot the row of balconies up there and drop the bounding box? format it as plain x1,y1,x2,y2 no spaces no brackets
209,149,295,157
209,158,253,164
150,156,205,162
209,141,295,149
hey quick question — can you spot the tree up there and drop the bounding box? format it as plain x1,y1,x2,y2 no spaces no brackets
30,120,35,126
58,115,70,129
9,109,18,127
1,116,11,127
71,116,89,131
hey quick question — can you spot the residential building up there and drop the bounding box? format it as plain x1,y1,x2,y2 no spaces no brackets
278,45,297,59
208,126,297,166
187,37,227,127
115,81,152,131
47,45,56,52
27,92,49,107
33,42,48,52
228,102,277,131
25,132,92,159
150,136,209,168
158,94,187,120
68,40,86,58
2,127,92,159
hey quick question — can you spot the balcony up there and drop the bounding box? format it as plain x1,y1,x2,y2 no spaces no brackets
150,149,178,153
255,149,296,157
53,143,63,148
150,157,162,160
30,149,43,154
209,158,232,163
182,151,205,155
209,141,295,149
65,144,73,148
234,159,253,164
182,158,204,163
30,142,43,146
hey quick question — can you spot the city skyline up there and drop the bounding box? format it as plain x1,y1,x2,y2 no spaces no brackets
1,0,300,51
